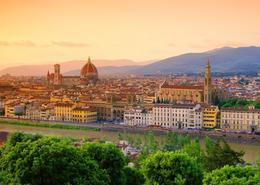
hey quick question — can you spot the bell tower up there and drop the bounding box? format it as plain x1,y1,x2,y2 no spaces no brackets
204,60,212,104
54,64,62,85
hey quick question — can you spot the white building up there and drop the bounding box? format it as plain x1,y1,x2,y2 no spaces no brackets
220,106,260,132
124,108,153,126
152,104,202,129
124,104,203,129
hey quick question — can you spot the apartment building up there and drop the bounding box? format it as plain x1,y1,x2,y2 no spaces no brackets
124,104,203,129
220,106,260,132
202,106,219,129
124,108,153,126
71,107,97,123
54,103,97,123
153,104,202,129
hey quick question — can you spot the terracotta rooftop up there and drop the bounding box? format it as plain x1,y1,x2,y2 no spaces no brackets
161,84,204,90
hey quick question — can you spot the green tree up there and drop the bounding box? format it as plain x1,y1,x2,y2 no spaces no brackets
4,132,42,147
256,153,260,168
132,135,142,149
143,131,159,153
81,142,127,185
218,97,260,109
118,132,124,140
182,139,205,165
0,136,109,185
163,132,191,152
203,165,260,185
142,151,203,185
123,166,145,185
204,137,244,171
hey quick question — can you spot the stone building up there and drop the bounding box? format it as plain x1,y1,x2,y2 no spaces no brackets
124,104,203,129
220,106,260,132
47,57,98,86
156,61,226,105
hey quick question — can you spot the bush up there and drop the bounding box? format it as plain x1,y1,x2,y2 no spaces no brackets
123,166,145,185
204,137,244,171
203,165,260,185
81,142,127,185
142,151,203,185
0,135,109,185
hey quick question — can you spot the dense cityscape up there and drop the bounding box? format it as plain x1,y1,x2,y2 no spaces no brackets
0,0,260,184
0,58,259,133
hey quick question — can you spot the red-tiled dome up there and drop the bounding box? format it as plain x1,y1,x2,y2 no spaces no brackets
80,57,98,77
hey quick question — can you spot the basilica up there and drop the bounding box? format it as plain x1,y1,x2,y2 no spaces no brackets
156,61,228,105
47,57,98,86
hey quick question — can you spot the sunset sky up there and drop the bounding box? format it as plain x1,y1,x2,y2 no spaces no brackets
0,0,260,69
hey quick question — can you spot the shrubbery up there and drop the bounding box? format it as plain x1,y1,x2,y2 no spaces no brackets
0,132,258,185
218,98,260,109
142,151,203,185
203,165,260,185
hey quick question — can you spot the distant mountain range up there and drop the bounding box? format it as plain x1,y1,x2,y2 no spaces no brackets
0,59,152,76
1,46,260,76
129,46,260,74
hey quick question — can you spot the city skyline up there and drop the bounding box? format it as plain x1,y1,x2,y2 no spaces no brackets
1,0,260,69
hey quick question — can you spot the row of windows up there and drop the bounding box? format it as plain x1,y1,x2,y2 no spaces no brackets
222,114,260,119
222,120,260,125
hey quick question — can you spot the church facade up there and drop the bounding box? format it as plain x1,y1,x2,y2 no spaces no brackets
156,61,226,105
47,57,98,86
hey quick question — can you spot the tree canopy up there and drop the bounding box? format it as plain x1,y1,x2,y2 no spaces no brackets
123,166,145,185
0,132,256,185
80,142,127,185
203,165,260,185
0,136,109,185
142,151,203,185
204,137,244,171
218,97,260,109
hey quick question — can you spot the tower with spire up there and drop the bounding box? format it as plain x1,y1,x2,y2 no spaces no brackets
204,60,212,104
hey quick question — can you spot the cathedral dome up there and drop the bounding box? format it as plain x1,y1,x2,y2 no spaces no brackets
80,57,98,84
80,57,98,77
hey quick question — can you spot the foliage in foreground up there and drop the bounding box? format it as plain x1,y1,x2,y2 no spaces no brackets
123,167,145,185
203,137,245,171
203,165,260,185
119,132,245,171
0,133,132,185
142,151,203,185
0,132,258,185
80,142,127,185
0,135,109,185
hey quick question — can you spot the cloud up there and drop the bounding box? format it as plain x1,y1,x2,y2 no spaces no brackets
0,40,90,48
0,40,36,47
51,41,90,47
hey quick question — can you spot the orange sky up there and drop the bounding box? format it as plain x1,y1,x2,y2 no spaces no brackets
0,0,260,69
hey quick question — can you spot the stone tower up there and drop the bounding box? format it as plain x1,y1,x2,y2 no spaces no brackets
204,60,212,104
54,64,62,85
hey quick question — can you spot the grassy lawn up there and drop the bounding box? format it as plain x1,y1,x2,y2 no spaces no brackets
0,119,100,132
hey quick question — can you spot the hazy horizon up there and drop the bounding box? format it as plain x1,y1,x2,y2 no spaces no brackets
1,0,260,69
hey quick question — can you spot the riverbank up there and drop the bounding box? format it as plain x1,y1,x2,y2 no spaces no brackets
101,126,260,146
0,118,259,145
0,123,259,162
0,119,99,132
